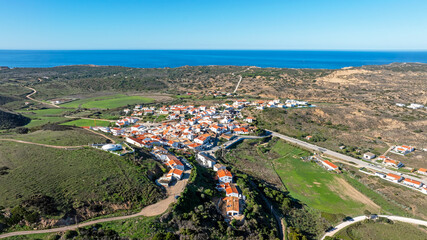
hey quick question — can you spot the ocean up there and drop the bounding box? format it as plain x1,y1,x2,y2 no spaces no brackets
0,50,426,69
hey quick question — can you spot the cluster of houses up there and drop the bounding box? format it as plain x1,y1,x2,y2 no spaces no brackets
215,166,244,218
252,99,312,110
391,145,415,156
376,172,427,194
151,146,190,186
195,152,244,219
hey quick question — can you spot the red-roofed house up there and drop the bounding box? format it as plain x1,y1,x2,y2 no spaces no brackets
225,184,239,197
321,160,338,171
167,168,184,180
385,173,403,183
217,169,233,183
403,178,423,188
417,168,427,175
224,196,240,216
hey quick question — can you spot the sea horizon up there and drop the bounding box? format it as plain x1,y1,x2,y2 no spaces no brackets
1,49,427,69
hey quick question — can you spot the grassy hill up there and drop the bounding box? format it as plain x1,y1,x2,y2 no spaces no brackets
0,109,31,129
0,133,165,231
334,220,427,240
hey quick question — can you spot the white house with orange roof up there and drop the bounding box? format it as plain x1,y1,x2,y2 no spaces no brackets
194,133,211,145
126,136,145,148
225,184,239,198
417,168,427,175
321,160,338,171
422,186,427,194
167,168,184,180
224,196,240,216
217,169,233,183
111,127,124,136
393,145,415,155
403,178,423,188
383,158,404,168
166,155,185,170
385,173,403,183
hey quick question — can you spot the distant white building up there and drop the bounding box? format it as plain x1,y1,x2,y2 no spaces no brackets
407,103,424,109
363,152,376,160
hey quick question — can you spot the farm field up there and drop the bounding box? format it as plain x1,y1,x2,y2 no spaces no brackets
225,138,380,216
16,108,73,128
334,220,427,240
1,128,108,146
271,140,380,216
0,141,164,217
60,94,154,109
62,119,112,127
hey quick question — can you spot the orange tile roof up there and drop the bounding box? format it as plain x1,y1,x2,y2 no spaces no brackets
386,173,401,180
217,169,232,178
323,160,338,169
225,184,238,195
224,196,239,213
404,178,422,185
418,168,427,173
167,168,183,176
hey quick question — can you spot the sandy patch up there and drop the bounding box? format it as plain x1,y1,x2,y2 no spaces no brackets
333,177,381,212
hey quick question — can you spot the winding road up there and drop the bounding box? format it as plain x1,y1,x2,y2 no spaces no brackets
321,215,427,239
24,86,60,108
0,171,190,239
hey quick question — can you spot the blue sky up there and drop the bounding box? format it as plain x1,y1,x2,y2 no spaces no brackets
1,0,426,50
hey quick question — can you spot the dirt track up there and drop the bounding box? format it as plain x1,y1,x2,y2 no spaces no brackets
0,171,190,239
0,139,85,149
24,86,60,108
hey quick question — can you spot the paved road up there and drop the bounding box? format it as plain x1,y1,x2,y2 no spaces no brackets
0,171,190,239
267,130,426,183
24,86,60,108
321,215,427,239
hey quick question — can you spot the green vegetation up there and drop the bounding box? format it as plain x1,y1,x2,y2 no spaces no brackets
2,127,108,146
225,138,378,217
16,108,73,128
334,219,427,240
61,94,154,109
0,140,164,232
271,140,374,215
6,216,167,240
343,174,409,216
61,119,112,127
0,110,30,129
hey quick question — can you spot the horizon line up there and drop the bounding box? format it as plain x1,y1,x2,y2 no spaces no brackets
1,49,427,52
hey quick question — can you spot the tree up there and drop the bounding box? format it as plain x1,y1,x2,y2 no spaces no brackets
364,209,371,218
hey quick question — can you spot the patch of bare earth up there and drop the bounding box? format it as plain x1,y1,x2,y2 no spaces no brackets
332,177,380,212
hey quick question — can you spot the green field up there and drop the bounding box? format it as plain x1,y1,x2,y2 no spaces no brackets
61,94,154,109
0,141,164,216
16,108,73,128
225,138,380,217
61,119,112,127
271,140,378,215
334,220,427,240
2,128,108,146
